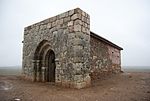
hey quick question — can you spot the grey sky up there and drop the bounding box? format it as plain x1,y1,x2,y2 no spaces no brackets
0,0,150,67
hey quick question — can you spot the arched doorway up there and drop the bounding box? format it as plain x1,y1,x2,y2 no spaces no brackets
45,50,55,82
33,40,56,82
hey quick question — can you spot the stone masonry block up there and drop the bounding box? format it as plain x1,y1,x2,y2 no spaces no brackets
74,25,81,32
49,16,57,22
83,74,91,86
75,32,84,39
58,12,66,19
67,21,73,26
56,19,63,25
73,38,86,46
52,21,56,27
87,18,90,25
81,16,87,22
71,14,82,20
74,57,84,63
47,23,51,29
69,9,74,16
64,17,71,23
73,45,83,50
82,26,86,33
74,75,83,82
74,8,82,14
74,19,82,25
82,11,86,17
68,26,74,32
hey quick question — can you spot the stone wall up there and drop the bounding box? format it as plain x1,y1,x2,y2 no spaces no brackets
90,35,121,81
23,8,91,89
23,8,122,89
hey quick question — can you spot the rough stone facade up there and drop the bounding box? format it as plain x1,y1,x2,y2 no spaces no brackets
22,8,123,89
90,32,122,81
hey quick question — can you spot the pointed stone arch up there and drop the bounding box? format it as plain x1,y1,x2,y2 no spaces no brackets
33,40,56,82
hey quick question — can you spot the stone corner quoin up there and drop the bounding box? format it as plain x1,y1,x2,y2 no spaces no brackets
22,8,122,89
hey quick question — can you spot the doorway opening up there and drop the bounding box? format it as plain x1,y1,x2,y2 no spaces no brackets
33,40,56,82
45,50,55,82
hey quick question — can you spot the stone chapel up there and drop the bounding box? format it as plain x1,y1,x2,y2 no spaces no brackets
22,8,123,89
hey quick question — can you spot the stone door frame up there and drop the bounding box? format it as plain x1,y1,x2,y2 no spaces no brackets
33,40,56,82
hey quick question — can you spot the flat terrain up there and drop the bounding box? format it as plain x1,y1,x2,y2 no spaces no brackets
0,72,150,101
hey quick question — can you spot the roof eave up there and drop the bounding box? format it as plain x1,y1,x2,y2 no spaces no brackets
90,31,123,50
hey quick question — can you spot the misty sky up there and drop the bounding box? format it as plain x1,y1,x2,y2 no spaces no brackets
0,0,150,67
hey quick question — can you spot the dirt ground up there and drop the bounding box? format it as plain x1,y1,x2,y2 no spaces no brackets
0,72,150,101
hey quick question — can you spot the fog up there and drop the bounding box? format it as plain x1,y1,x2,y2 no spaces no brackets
0,0,150,67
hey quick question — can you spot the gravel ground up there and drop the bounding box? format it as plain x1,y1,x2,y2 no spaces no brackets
0,72,150,101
